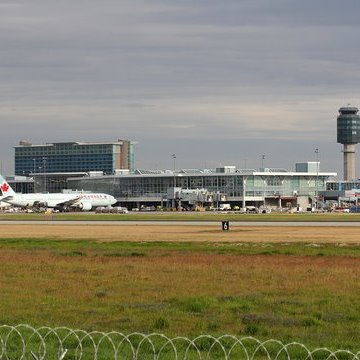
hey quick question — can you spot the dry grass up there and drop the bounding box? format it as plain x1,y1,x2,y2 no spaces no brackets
2,223,360,350
1,247,360,346
0,223,360,243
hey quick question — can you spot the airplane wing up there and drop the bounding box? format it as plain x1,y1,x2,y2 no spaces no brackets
56,196,83,207
55,195,94,211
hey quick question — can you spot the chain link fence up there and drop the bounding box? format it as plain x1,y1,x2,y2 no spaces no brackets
0,324,359,359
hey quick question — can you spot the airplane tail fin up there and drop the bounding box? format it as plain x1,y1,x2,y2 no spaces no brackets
0,174,16,199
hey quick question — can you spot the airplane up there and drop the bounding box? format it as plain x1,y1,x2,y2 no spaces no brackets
0,174,117,211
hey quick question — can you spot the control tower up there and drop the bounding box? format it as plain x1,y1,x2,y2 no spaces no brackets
337,106,360,181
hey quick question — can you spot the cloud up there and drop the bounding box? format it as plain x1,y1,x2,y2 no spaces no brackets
0,0,359,177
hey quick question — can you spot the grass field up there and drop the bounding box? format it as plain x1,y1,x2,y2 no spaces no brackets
1,211,360,222
1,223,360,353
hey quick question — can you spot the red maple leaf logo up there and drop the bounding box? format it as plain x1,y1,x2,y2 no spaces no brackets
1,182,9,193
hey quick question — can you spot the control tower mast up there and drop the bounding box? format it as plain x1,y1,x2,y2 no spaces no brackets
337,106,360,181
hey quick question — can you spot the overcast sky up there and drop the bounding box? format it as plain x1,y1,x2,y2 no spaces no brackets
1,0,360,177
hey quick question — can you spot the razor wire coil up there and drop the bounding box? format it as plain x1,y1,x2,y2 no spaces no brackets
1,324,360,360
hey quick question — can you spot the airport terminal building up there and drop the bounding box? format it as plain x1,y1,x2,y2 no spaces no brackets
67,163,336,210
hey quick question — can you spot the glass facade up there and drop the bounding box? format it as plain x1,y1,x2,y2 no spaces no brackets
327,180,360,192
7,178,34,194
68,171,332,204
14,141,134,175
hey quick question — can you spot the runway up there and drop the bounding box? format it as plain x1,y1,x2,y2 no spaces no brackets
1,220,360,226
1,220,360,243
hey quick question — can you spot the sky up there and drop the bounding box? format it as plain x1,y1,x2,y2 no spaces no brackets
1,0,360,177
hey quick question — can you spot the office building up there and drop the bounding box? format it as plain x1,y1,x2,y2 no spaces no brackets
14,139,135,176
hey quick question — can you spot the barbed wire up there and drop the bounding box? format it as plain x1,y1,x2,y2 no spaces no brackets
0,324,359,359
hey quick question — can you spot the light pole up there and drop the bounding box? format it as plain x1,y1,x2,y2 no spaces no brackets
32,158,36,175
315,148,319,209
261,154,266,208
172,154,176,208
242,177,246,210
42,157,47,192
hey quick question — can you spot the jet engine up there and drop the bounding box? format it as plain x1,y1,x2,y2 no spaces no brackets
76,201,92,211
33,201,48,208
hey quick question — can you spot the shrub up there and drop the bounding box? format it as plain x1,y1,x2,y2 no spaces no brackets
154,317,169,330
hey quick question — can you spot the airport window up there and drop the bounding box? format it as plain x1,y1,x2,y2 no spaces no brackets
266,177,284,186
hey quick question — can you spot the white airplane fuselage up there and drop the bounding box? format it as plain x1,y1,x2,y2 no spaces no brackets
3,193,116,210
